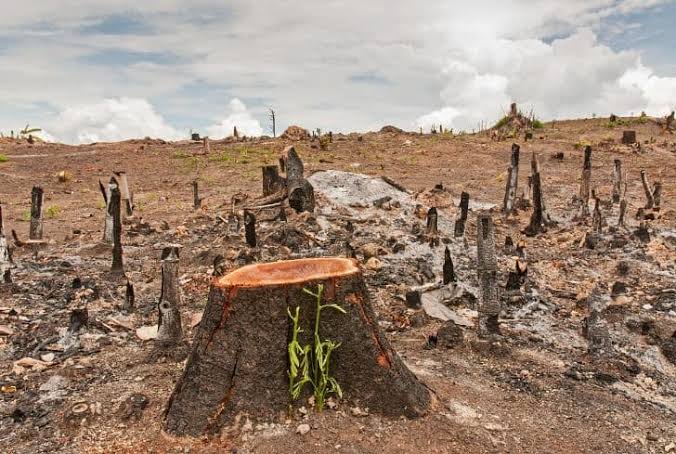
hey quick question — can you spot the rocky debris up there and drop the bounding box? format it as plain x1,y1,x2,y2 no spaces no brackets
436,321,464,348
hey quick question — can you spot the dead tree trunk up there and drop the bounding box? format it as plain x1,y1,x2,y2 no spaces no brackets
577,146,592,217
0,205,11,283
262,165,285,196
611,159,622,204
476,214,500,336
443,246,455,284
286,147,315,213
110,186,124,273
653,182,662,210
203,137,211,154
592,197,603,233
192,180,201,209
157,246,183,346
502,143,520,215
244,210,256,247
114,171,133,218
454,192,469,237
124,280,135,312
164,258,430,437
29,186,44,240
640,170,655,209
99,178,114,243
523,153,548,236
585,283,611,356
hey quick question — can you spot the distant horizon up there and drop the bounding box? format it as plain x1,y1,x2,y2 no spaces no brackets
1,1,676,144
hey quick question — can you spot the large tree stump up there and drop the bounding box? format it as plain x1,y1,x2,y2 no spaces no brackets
164,258,430,437
621,130,636,144
157,246,182,346
476,214,500,336
453,191,469,237
611,159,622,204
262,165,285,196
109,186,124,273
286,147,315,213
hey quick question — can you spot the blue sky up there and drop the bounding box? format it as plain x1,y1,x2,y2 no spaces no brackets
0,1,675,143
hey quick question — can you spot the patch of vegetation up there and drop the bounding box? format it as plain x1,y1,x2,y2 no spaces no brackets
21,210,30,222
532,119,544,129
574,140,591,150
45,205,60,218
493,115,510,129
287,284,346,412
0,154,8,163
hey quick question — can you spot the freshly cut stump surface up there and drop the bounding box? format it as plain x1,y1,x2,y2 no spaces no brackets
164,257,430,437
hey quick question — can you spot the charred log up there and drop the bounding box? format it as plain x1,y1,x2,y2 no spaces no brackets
157,246,182,346
454,192,470,237
29,186,44,240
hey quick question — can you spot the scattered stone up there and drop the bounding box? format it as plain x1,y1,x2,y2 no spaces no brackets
296,423,311,435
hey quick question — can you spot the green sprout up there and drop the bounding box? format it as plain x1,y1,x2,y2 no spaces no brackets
287,283,346,412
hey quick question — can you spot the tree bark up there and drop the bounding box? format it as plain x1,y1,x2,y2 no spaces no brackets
114,171,133,218
426,207,438,238
476,214,500,336
157,246,183,346
110,186,124,273
502,143,520,215
262,165,285,196
124,280,135,313
611,159,622,204
454,192,469,237
286,147,315,213
99,178,115,243
640,170,655,209
0,204,11,283
443,246,455,284
592,197,603,233
652,182,662,210
578,146,592,217
244,210,256,247
621,130,636,144
164,258,430,437
191,180,201,209
29,186,44,240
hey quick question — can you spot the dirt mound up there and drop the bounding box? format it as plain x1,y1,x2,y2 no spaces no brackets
281,125,310,141
379,125,403,134
491,103,534,140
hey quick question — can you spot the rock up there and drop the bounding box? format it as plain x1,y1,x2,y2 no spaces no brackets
40,353,55,363
136,325,158,340
661,332,676,365
365,257,383,270
436,321,464,348
39,375,69,402
0,325,13,336
361,243,386,260
118,393,149,421
379,125,403,134
350,406,369,417
296,423,311,435
13,357,52,375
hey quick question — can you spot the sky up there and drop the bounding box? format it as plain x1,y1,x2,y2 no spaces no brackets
0,0,675,144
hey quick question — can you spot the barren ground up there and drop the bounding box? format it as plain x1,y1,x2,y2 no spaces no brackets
0,117,675,453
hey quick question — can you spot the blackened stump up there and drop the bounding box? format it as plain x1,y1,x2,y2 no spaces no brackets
454,192,470,237
164,258,430,437
109,186,124,273
29,186,44,240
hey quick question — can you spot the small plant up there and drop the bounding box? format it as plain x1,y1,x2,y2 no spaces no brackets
532,119,544,129
21,210,30,221
19,124,41,138
493,115,510,129
0,154,8,163
45,205,60,218
287,283,346,412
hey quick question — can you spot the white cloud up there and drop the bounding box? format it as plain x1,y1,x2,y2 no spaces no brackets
46,98,182,144
0,1,674,138
205,98,263,139
417,28,676,131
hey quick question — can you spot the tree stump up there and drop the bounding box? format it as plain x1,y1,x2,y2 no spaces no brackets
621,130,636,145
453,191,469,237
262,165,285,196
577,146,592,217
502,143,520,215
164,258,430,437
29,186,44,240
286,147,315,213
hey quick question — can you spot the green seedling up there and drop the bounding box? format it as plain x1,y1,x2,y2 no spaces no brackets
287,283,346,412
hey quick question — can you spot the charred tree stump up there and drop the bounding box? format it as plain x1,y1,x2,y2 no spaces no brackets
454,192,469,237
621,130,636,145
29,186,44,240
523,153,549,236
611,159,622,204
502,143,520,215
585,283,611,356
244,210,256,247
640,170,655,209
192,180,202,209
653,182,662,210
157,246,183,346
262,165,285,196
203,137,211,154
110,186,124,273
0,205,11,283
476,215,500,336
164,258,430,437
99,178,115,243
344,241,356,259
124,280,135,313
577,146,592,217
592,197,603,233
443,246,455,284
114,171,133,218
505,258,527,291
286,147,315,213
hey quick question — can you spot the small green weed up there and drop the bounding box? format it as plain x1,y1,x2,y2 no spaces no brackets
45,205,60,218
0,154,8,163
288,283,346,412
532,119,544,129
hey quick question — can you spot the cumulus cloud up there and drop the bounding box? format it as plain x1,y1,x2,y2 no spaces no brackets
417,28,676,131
46,98,182,144
205,99,263,139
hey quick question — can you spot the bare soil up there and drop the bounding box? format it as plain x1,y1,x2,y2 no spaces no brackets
0,117,674,453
